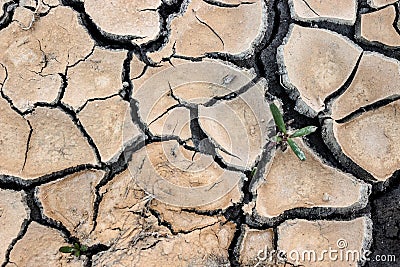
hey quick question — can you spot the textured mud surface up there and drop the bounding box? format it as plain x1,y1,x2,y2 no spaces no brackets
0,0,399,266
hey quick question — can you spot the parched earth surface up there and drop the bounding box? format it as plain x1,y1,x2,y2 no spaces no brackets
0,0,399,267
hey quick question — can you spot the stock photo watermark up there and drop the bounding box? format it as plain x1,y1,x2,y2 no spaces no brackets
254,238,396,266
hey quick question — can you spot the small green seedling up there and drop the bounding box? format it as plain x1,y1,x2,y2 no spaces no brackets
250,167,257,178
59,243,88,258
269,103,317,161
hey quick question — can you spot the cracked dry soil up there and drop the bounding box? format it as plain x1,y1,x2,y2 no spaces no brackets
0,0,399,266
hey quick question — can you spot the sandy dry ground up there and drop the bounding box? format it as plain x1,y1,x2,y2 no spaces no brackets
0,0,399,266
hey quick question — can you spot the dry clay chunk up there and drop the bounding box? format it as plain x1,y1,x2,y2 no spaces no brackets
150,200,223,233
150,183,242,233
289,0,357,24
359,5,400,47
368,0,398,8
128,141,244,207
132,61,193,139
278,24,362,116
7,222,84,267
0,190,29,264
0,98,31,176
44,0,60,6
92,168,235,266
93,222,235,266
84,0,161,43
332,52,400,120
93,167,239,237
199,81,271,169
90,169,153,245
22,108,97,179
63,47,127,111
333,100,400,181
134,60,270,169
148,0,266,61
78,96,142,162
0,7,94,112
129,53,147,80
239,226,274,266
254,140,370,218
133,60,263,145
37,170,104,240
278,217,372,267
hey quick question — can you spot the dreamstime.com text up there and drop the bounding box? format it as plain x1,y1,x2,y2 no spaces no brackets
254,239,396,266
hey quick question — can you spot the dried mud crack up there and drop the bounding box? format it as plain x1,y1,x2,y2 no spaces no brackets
0,0,399,267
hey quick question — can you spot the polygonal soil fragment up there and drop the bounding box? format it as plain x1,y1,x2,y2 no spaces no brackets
37,170,104,241
0,6,94,112
63,47,127,111
129,54,147,80
0,98,31,176
277,217,372,267
238,226,274,266
254,140,370,219
78,96,142,162
93,221,235,267
0,189,29,264
22,107,98,179
131,58,186,90
13,4,48,28
368,0,398,8
194,180,243,211
18,0,46,9
15,0,59,22
199,80,271,169
132,62,191,138
134,60,255,106
278,24,362,116
331,52,400,120
150,182,242,233
92,166,241,240
43,0,60,6
92,169,233,266
148,0,266,61
84,0,161,43
149,107,192,140
90,169,166,246
132,60,189,138
133,60,263,141
289,0,357,24
332,100,400,181
358,6,400,47
127,140,244,207
150,200,223,233
7,222,84,267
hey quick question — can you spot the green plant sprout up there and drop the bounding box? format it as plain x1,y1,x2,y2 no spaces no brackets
269,103,317,161
250,167,257,178
59,243,88,258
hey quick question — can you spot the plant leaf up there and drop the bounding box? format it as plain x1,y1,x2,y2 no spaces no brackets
271,135,283,143
287,138,306,161
59,246,74,253
269,103,287,134
290,126,318,138
80,245,88,252
250,167,257,178
74,250,81,258
74,243,80,249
